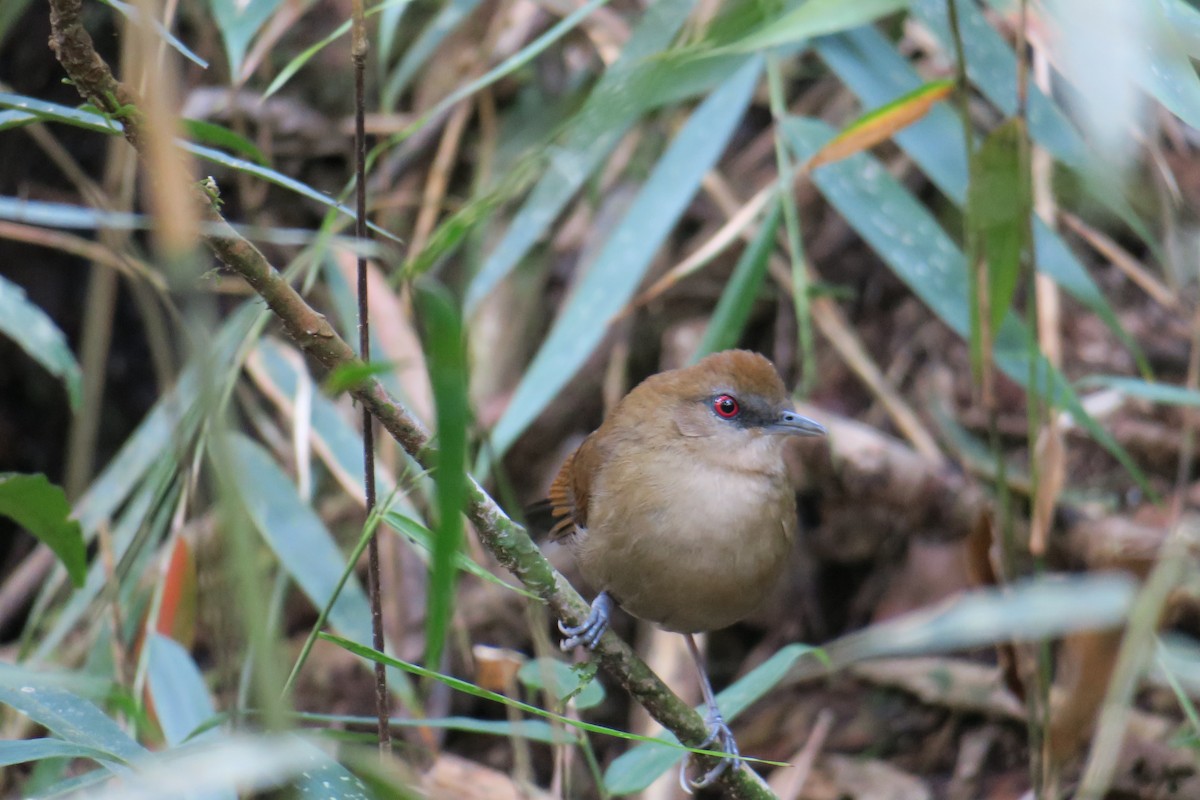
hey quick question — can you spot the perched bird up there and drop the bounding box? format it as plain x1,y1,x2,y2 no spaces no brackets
547,349,825,788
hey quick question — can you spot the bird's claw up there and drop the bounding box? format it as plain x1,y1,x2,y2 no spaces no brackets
679,708,743,793
559,591,612,650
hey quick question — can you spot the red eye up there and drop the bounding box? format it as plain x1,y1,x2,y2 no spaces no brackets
713,394,739,419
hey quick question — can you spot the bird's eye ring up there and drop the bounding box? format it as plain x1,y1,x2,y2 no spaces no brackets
713,394,740,419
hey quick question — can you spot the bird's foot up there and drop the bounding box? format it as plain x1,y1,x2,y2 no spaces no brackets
679,707,742,793
558,591,612,650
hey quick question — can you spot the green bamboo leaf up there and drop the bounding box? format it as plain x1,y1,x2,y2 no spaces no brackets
0,93,121,134
814,27,1149,372
208,0,285,78
968,118,1030,337
380,0,483,109
0,94,398,242
0,474,84,588
0,666,148,768
225,434,375,644
718,0,909,53
463,0,700,315
487,57,763,457
146,635,224,750
796,573,1137,676
0,739,126,770
416,284,470,671
784,115,1149,491
384,511,536,598
101,0,209,68
692,199,782,362
517,658,605,711
0,275,82,411
182,119,268,165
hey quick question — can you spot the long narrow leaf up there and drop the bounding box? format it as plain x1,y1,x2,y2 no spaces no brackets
416,285,469,671
0,275,82,410
488,57,763,457
785,116,1148,490
463,0,699,314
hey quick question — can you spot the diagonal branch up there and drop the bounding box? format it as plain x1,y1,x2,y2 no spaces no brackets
44,3,777,797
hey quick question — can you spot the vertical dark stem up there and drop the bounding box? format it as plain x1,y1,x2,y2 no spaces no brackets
351,6,389,753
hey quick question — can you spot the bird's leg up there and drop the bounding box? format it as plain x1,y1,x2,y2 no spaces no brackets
679,633,743,792
559,590,613,650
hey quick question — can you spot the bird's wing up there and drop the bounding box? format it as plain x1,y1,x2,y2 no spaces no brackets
547,434,599,540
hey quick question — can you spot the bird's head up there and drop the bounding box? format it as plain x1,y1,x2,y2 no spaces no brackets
623,350,825,445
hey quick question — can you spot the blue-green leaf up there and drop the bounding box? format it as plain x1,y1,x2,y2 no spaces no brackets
146,635,223,748
226,434,374,645
487,57,763,457
208,0,284,78
464,0,700,314
783,115,1148,489
0,275,82,410
0,665,147,769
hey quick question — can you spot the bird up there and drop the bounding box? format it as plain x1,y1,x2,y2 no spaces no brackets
546,349,825,789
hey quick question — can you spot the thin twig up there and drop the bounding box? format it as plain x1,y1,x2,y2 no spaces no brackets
349,0,390,754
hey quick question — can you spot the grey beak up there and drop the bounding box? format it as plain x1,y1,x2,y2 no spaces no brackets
769,409,826,437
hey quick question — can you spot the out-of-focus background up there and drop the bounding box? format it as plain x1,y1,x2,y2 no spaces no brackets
2,0,1200,797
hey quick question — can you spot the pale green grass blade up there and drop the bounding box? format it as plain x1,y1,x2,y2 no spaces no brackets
464,0,699,314
101,0,209,68
0,275,82,410
1082,376,1200,407
488,56,763,456
323,633,789,765
805,573,1137,673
